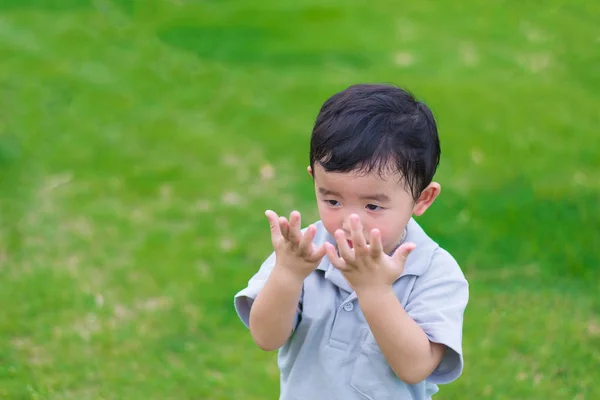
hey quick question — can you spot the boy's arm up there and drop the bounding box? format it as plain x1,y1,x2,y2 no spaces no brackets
241,210,327,352
325,216,468,385
357,287,445,385
248,264,304,351
357,250,468,385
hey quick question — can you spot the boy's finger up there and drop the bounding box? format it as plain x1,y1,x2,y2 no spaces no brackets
279,216,290,240
335,229,354,262
369,229,383,257
287,211,302,246
350,214,368,254
392,242,417,265
311,243,328,262
325,242,347,270
298,224,316,255
265,210,282,239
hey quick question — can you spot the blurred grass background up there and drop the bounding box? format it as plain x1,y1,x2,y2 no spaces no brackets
0,0,598,399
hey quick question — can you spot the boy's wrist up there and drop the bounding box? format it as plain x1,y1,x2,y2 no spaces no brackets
355,284,396,303
272,262,309,287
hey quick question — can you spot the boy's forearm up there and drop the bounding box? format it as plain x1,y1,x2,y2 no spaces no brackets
357,287,445,384
249,265,304,351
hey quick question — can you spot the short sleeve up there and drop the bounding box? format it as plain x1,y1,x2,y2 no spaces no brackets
233,251,303,330
404,247,469,384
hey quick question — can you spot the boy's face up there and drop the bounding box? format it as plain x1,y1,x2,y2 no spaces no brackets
309,163,439,255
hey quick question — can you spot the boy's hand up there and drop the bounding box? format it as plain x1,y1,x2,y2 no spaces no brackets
324,214,416,293
265,210,327,281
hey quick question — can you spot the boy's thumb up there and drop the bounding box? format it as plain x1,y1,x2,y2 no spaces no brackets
393,242,417,264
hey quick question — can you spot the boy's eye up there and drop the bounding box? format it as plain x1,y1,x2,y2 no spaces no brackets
325,200,340,206
366,204,381,211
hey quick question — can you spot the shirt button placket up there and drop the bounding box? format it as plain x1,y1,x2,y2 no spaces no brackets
328,300,357,349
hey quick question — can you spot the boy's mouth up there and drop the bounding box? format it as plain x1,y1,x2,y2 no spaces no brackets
347,240,353,249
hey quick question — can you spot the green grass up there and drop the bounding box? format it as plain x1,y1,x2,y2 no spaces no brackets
0,0,598,399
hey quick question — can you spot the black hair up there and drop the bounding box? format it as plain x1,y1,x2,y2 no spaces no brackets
309,83,441,201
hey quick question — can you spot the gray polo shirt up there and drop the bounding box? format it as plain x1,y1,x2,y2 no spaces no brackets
234,218,469,400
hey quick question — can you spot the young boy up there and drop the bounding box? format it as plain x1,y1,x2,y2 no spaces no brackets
234,84,469,399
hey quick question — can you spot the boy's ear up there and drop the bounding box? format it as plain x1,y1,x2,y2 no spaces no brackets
307,166,313,177
413,182,441,216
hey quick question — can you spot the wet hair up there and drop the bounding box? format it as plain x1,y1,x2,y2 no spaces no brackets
310,83,441,201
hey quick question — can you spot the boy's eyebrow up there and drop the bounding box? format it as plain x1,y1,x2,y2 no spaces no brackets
318,188,342,197
318,188,390,203
360,193,390,203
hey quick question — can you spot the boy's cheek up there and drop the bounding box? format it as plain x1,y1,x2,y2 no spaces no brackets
317,212,338,235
